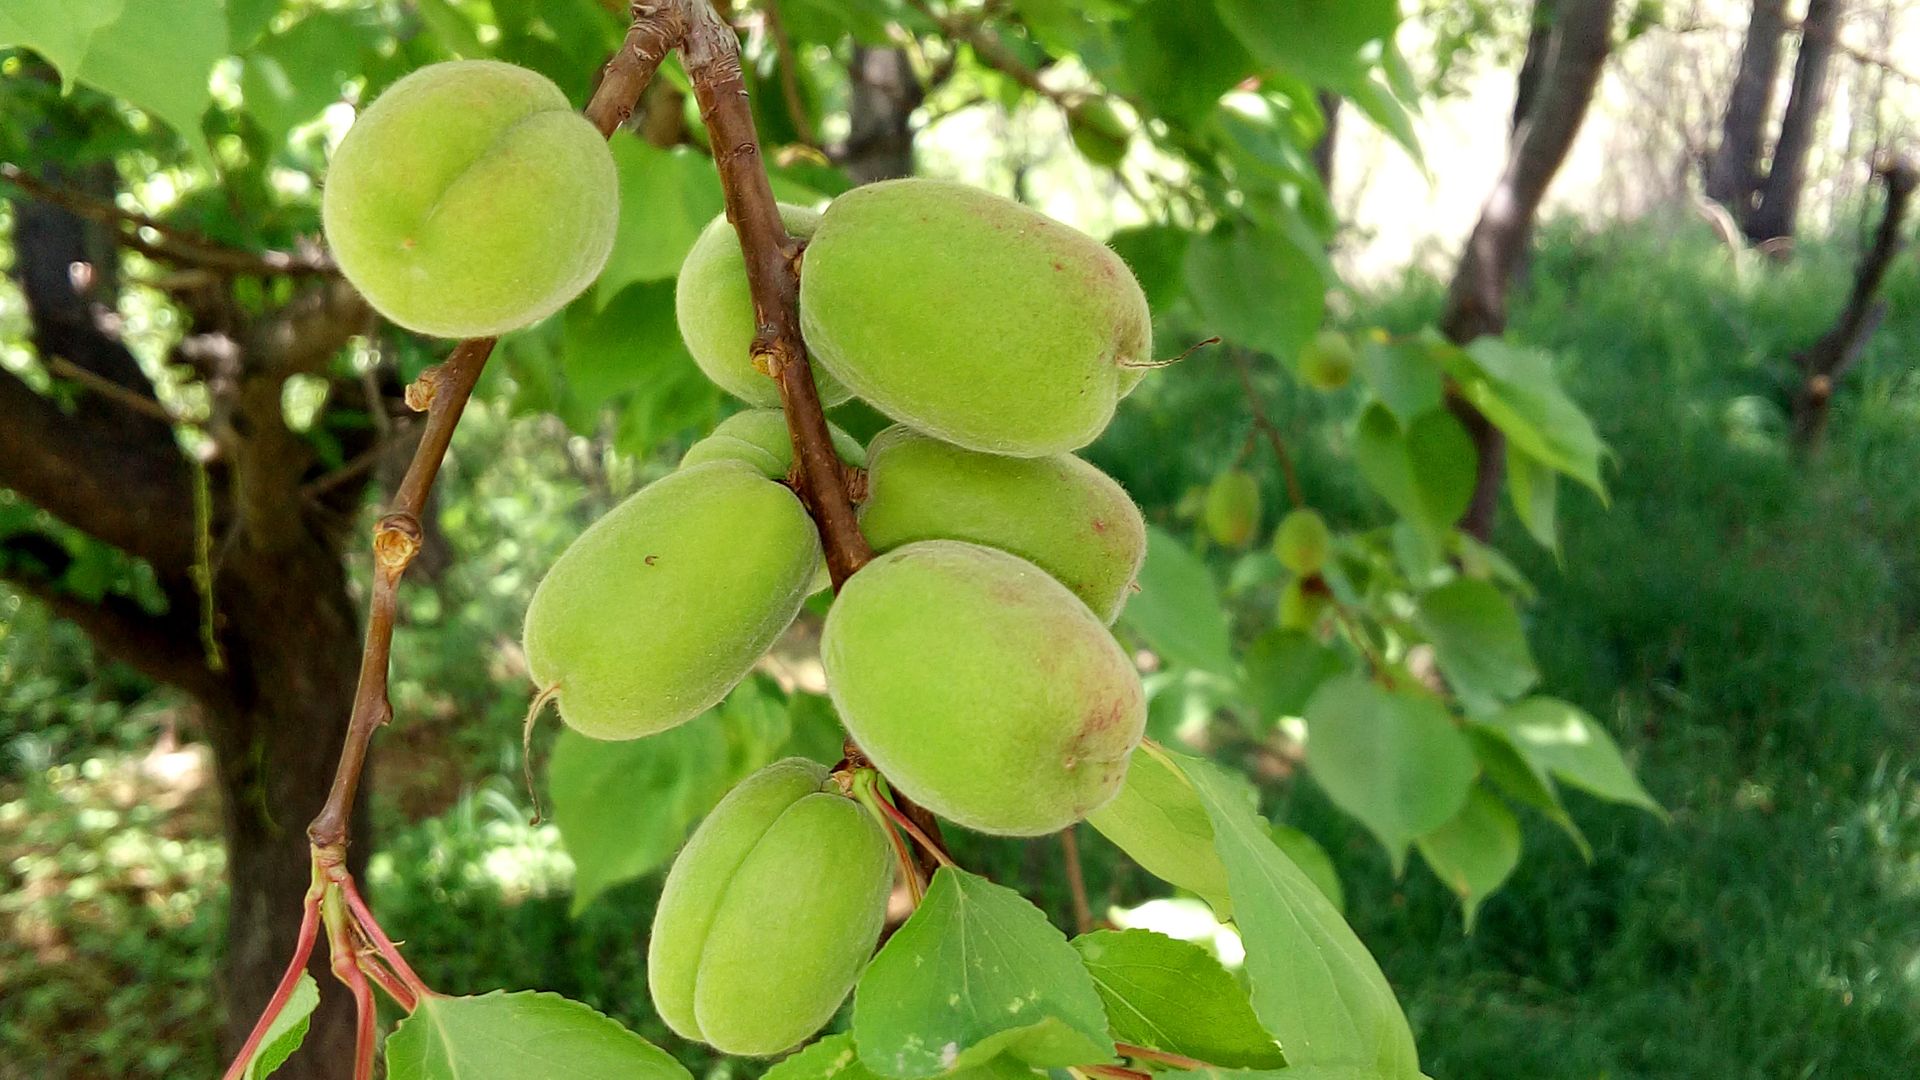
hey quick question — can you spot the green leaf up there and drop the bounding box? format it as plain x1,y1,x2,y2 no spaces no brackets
1241,629,1347,724
1467,726,1590,860
1122,527,1235,677
1184,223,1327,363
1213,0,1400,87
385,991,690,1080
74,0,226,154
768,1034,1040,1080
1073,929,1284,1068
853,867,1116,1078
548,679,789,913
1162,1067,1379,1080
1505,445,1560,553
1302,676,1477,868
1412,579,1539,714
1175,754,1422,1077
1414,787,1520,930
599,136,727,302
1484,698,1662,816
1343,70,1423,167
1114,0,1257,127
1088,744,1234,916
242,973,318,1080
1355,337,1443,425
1451,339,1607,497
240,14,369,146
561,281,692,412
1108,225,1194,315
1352,405,1476,542
0,0,123,85
1268,823,1344,914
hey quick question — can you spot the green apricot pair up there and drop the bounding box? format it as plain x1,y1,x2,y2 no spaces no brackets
322,60,618,338
822,541,1147,836
650,758,892,1056
522,462,820,740
859,425,1146,623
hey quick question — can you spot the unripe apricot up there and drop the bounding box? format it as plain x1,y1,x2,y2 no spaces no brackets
1297,329,1357,391
523,462,821,740
1278,576,1330,632
677,206,853,407
858,425,1146,623
822,541,1146,835
680,408,865,480
1272,507,1332,576
322,60,617,338
1068,98,1131,166
799,179,1153,456
649,759,892,1056
1204,470,1262,548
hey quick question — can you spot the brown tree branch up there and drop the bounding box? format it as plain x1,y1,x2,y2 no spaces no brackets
1228,349,1305,509
0,163,338,277
759,0,820,147
306,6,684,852
680,0,874,586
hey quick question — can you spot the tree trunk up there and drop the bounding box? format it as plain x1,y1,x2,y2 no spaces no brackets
838,46,922,184
1747,0,1845,244
1512,0,1561,132
5,174,369,1080
1311,91,1341,189
1705,0,1789,223
1444,0,1618,539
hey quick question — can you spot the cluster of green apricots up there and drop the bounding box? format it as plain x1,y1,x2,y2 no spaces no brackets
324,61,1161,1055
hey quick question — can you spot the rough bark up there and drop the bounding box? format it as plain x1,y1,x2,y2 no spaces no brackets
1443,0,1618,539
837,46,923,184
1748,0,1845,244
1790,156,1915,446
5,178,368,1080
1705,0,1789,221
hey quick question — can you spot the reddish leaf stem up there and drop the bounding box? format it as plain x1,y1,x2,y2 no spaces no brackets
335,868,434,999
872,785,958,870
1113,1043,1214,1070
218,882,324,1080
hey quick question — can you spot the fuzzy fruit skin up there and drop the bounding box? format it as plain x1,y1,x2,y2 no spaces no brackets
321,60,617,338
677,206,853,407
523,462,821,739
1272,507,1333,576
1298,329,1357,391
799,179,1153,456
649,759,892,1056
823,541,1146,835
1068,98,1131,166
680,408,865,479
1204,470,1262,548
858,425,1145,623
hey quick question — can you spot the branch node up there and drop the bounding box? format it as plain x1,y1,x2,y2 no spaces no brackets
404,367,440,412
374,513,423,572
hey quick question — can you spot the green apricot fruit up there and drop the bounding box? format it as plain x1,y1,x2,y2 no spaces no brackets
800,178,1153,456
1068,98,1131,167
1204,470,1262,548
649,758,892,1056
1297,329,1357,391
1278,576,1331,632
857,425,1145,623
822,541,1146,835
1272,507,1332,576
677,206,854,407
523,462,821,739
680,408,865,480
322,60,618,338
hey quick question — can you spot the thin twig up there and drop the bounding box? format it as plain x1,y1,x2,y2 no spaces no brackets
0,163,337,277
1060,826,1094,935
45,357,178,422
1228,349,1305,508
759,0,820,147
678,0,872,586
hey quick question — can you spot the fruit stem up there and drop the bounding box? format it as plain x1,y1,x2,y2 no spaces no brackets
677,0,875,589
